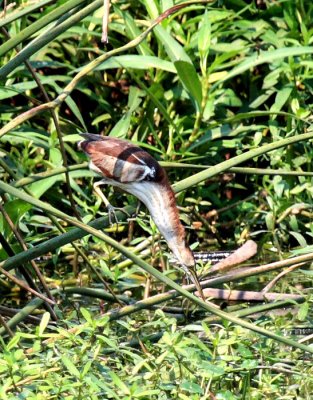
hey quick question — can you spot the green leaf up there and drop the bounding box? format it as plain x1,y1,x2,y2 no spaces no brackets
7,335,21,351
198,14,211,57
181,381,203,394
265,212,275,231
0,200,32,239
109,112,131,138
92,113,111,126
116,8,152,56
289,231,307,247
28,176,60,199
0,82,39,100
297,302,309,321
153,25,192,63
273,176,286,198
109,370,130,394
81,361,92,378
216,88,242,107
81,55,176,73
127,86,144,113
270,84,293,117
38,312,51,336
298,268,313,276
49,148,63,167
140,0,160,19
52,82,87,130
61,356,80,378
110,86,143,137
174,60,202,111
2,131,50,149
80,307,93,325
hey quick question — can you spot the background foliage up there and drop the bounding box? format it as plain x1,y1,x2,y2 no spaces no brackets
0,0,313,398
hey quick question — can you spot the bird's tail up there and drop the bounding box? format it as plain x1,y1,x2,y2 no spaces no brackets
78,133,105,152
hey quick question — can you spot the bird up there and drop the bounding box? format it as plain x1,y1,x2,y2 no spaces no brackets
78,132,205,300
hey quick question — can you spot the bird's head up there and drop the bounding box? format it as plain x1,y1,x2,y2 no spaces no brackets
170,241,195,268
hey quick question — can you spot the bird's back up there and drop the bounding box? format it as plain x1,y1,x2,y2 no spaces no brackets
79,133,166,183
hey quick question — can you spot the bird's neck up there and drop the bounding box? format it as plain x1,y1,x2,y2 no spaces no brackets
118,180,195,267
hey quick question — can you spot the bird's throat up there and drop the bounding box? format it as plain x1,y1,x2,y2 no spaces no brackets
113,180,194,266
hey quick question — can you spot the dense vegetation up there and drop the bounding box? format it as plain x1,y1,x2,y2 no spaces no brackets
0,0,313,398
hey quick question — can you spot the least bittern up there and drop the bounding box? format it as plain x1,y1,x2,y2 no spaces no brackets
78,133,206,299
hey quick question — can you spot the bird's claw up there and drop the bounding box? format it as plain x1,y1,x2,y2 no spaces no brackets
107,204,119,226
107,204,131,226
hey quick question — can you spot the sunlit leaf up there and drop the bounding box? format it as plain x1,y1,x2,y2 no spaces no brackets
174,60,202,111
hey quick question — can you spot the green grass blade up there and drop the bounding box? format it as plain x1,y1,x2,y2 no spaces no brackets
84,55,176,73
174,60,202,111
153,24,192,63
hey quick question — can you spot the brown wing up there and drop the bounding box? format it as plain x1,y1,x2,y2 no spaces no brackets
79,133,166,183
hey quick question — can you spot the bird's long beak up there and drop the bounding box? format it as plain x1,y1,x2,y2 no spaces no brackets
186,267,206,301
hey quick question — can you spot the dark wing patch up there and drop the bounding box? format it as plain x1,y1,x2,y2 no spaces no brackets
115,146,165,182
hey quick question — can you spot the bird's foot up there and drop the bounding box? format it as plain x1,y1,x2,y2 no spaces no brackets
107,204,130,226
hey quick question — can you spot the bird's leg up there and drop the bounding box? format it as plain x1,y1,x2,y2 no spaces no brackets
134,200,142,218
93,180,129,225
181,265,206,301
